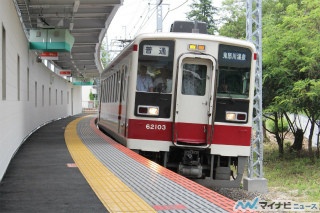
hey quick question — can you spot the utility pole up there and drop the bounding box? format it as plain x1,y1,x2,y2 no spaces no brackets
244,0,268,193
156,0,163,32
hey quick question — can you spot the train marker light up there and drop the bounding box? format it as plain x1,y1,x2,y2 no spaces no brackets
237,113,247,121
198,45,205,51
138,105,159,116
133,44,138,51
188,44,197,50
138,106,148,114
226,111,247,122
188,44,206,51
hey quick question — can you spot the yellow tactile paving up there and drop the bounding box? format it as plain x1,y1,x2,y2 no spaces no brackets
64,117,156,213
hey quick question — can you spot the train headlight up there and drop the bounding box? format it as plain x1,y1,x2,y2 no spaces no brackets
138,105,159,116
226,112,236,121
226,111,247,122
148,107,159,116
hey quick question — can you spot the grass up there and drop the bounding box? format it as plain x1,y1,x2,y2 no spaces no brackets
263,142,320,202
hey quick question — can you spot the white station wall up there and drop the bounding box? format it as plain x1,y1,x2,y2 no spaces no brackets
0,1,83,181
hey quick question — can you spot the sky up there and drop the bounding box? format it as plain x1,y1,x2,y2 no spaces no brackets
105,0,222,58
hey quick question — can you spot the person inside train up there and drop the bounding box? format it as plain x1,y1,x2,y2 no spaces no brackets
182,66,202,95
136,65,154,92
220,83,229,93
154,68,172,93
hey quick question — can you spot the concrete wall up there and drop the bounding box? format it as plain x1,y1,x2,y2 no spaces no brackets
0,1,82,181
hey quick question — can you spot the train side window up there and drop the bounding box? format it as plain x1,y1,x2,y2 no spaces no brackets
112,74,116,102
100,81,104,102
110,74,113,102
182,63,207,96
121,65,128,101
115,71,118,102
102,80,106,102
108,76,110,102
115,72,118,102
117,70,120,101
108,77,111,102
123,66,126,101
106,77,109,102
109,76,112,102
105,80,108,102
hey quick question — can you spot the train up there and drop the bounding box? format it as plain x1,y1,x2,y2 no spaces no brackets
97,23,256,188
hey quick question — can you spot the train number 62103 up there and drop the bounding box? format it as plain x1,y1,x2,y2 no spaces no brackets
146,124,166,130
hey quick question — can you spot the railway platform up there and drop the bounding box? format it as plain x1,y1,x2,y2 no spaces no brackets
0,114,236,213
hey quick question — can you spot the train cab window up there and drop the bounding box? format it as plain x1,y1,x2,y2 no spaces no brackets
182,63,207,96
153,67,172,93
136,64,154,92
136,63,173,93
217,44,252,99
217,67,250,98
136,40,175,94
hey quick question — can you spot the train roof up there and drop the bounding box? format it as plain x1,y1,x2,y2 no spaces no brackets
133,32,254,47
103,32,255,74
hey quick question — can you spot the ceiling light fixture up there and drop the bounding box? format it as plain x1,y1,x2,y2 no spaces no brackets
73,0,80,13
69,22,74,30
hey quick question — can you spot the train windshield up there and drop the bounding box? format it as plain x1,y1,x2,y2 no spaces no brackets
217,44,252,99
217,67,250,98
136,40,175,93
136,64,173,93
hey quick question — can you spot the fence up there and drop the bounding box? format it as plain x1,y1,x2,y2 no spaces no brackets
82,101,98,113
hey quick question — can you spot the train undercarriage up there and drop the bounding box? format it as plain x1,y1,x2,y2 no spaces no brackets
139,147,247,188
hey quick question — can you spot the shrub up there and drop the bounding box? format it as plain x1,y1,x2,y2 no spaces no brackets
266,118,289,133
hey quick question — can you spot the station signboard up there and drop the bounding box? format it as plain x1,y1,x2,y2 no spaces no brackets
59,70,72,77
39,52,58,60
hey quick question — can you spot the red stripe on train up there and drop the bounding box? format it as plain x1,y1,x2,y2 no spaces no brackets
213,124,251,146
127,119,172,141
127,119,251,146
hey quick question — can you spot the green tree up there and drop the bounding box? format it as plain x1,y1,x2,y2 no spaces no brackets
100,40,111,69
89,91,95,101
217,0,320,156
262,0,320,156
291,80,320,156
218,0,246,38
186,0,218,34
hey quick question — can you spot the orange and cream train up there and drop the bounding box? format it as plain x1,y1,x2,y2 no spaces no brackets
97,31,256,187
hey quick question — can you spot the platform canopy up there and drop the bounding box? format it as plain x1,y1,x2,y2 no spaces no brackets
13,0,123,78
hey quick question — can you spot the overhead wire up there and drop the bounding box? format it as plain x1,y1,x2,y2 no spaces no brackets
134,3,158,36
127,2,151,37
162,0,189,22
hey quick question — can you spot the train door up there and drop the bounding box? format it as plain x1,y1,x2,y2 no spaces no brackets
173,54,216,146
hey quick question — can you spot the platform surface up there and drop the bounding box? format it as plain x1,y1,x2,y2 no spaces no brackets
0,114,107,213
0,114,235,213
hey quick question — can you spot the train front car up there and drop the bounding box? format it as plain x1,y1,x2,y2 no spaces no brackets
98,33,256,188
207,43,255,187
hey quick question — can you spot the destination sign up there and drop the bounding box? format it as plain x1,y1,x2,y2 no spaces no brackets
218,44,252,67
143,45,169,57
